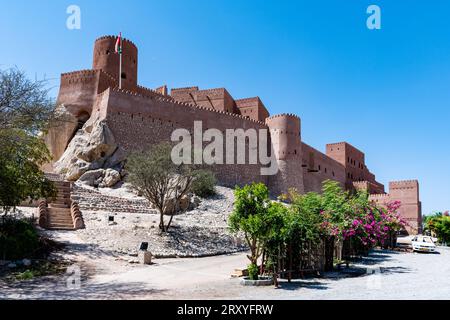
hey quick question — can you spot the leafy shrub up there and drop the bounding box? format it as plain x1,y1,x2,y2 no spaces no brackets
426,214,450,244
247,263,259,281
0,217,40,260
16,269,35,280
191,170,216,198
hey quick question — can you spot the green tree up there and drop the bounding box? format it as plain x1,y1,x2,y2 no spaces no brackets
319,180,351,271
426,213,450,245
126,143,198,233
229,183,287,280
0,68,57,134
0,68,57,214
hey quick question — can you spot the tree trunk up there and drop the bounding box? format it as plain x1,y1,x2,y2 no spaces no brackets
159,210,166,233
324,236,335,272
260,250,266,275
166,214,175,231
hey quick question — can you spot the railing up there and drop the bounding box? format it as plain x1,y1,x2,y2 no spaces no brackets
70,201,84,229
37,200,49,228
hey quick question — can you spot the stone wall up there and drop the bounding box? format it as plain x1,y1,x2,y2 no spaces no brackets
301,142,346,193
103,88,270,189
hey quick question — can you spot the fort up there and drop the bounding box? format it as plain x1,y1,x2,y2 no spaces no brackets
45,35,422,235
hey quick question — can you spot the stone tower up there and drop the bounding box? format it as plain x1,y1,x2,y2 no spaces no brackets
92,36,138,90
266,114,304,196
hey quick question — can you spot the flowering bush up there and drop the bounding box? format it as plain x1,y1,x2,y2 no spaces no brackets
341,200,407,250
317,181,407,255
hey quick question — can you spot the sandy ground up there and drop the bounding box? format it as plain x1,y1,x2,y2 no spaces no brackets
1,230,450,300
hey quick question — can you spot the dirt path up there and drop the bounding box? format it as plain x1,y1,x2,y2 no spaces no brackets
1,230,450,300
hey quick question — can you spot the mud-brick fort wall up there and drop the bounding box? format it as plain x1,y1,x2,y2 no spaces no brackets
98,88,272,188
301,143,346,193
326,142,385,193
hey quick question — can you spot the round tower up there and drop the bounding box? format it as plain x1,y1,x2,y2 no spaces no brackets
92,35,138,90
265,114,304,196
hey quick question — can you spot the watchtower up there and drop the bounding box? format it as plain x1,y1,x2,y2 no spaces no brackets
92,36,138,90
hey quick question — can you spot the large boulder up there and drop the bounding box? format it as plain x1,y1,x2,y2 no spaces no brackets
79,169,106,187
101,169,122,188
54,120,126,186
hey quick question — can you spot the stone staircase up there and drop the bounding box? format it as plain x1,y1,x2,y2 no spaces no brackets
38,174,84,231
47,181,75,230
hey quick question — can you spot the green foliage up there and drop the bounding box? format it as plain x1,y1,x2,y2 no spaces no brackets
126,142,198,232
0,68,57,214
191,170,216,198
287,191,323,243
230,180,403,277
0,217,40,260
0,129,56,213
15,269,35,281
0,68,56,135
247,263,259,281
426,214,450,244
229,183,288,271
6,260,70,282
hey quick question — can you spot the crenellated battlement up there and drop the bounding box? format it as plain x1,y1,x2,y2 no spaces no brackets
61,69,99,77
94,35,137,49
136,84,172,100
266,113,300,122
369,193,390,198
108,87,267,125
171,86,199,93
390,180,419,186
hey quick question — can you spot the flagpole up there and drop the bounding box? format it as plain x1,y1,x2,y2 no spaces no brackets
119,32,122,89
116,32,123,89
119,49,122,89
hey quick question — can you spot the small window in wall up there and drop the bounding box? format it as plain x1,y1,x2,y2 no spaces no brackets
325,168,327,174
121,72,127,79
318,165,321,171
294,150,297,155
106,50,110,55
332,171,335,177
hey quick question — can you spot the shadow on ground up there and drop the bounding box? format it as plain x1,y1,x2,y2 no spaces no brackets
0,279,166,300
275,280,328,291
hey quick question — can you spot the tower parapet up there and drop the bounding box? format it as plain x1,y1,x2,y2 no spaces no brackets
93,35,138,90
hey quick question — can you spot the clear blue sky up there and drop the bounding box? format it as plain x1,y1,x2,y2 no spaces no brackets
1,0,449,215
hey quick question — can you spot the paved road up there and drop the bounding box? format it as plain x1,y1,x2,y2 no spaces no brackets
1,231,449,300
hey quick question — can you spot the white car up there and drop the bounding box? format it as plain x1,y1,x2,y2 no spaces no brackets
411,236,437,253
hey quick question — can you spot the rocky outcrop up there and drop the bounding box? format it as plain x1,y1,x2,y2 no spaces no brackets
55,120,126,188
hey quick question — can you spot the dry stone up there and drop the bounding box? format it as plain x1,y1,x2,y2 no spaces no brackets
55,120,126,187
101,169,122,188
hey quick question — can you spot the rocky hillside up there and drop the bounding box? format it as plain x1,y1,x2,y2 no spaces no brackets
73,184,247,258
